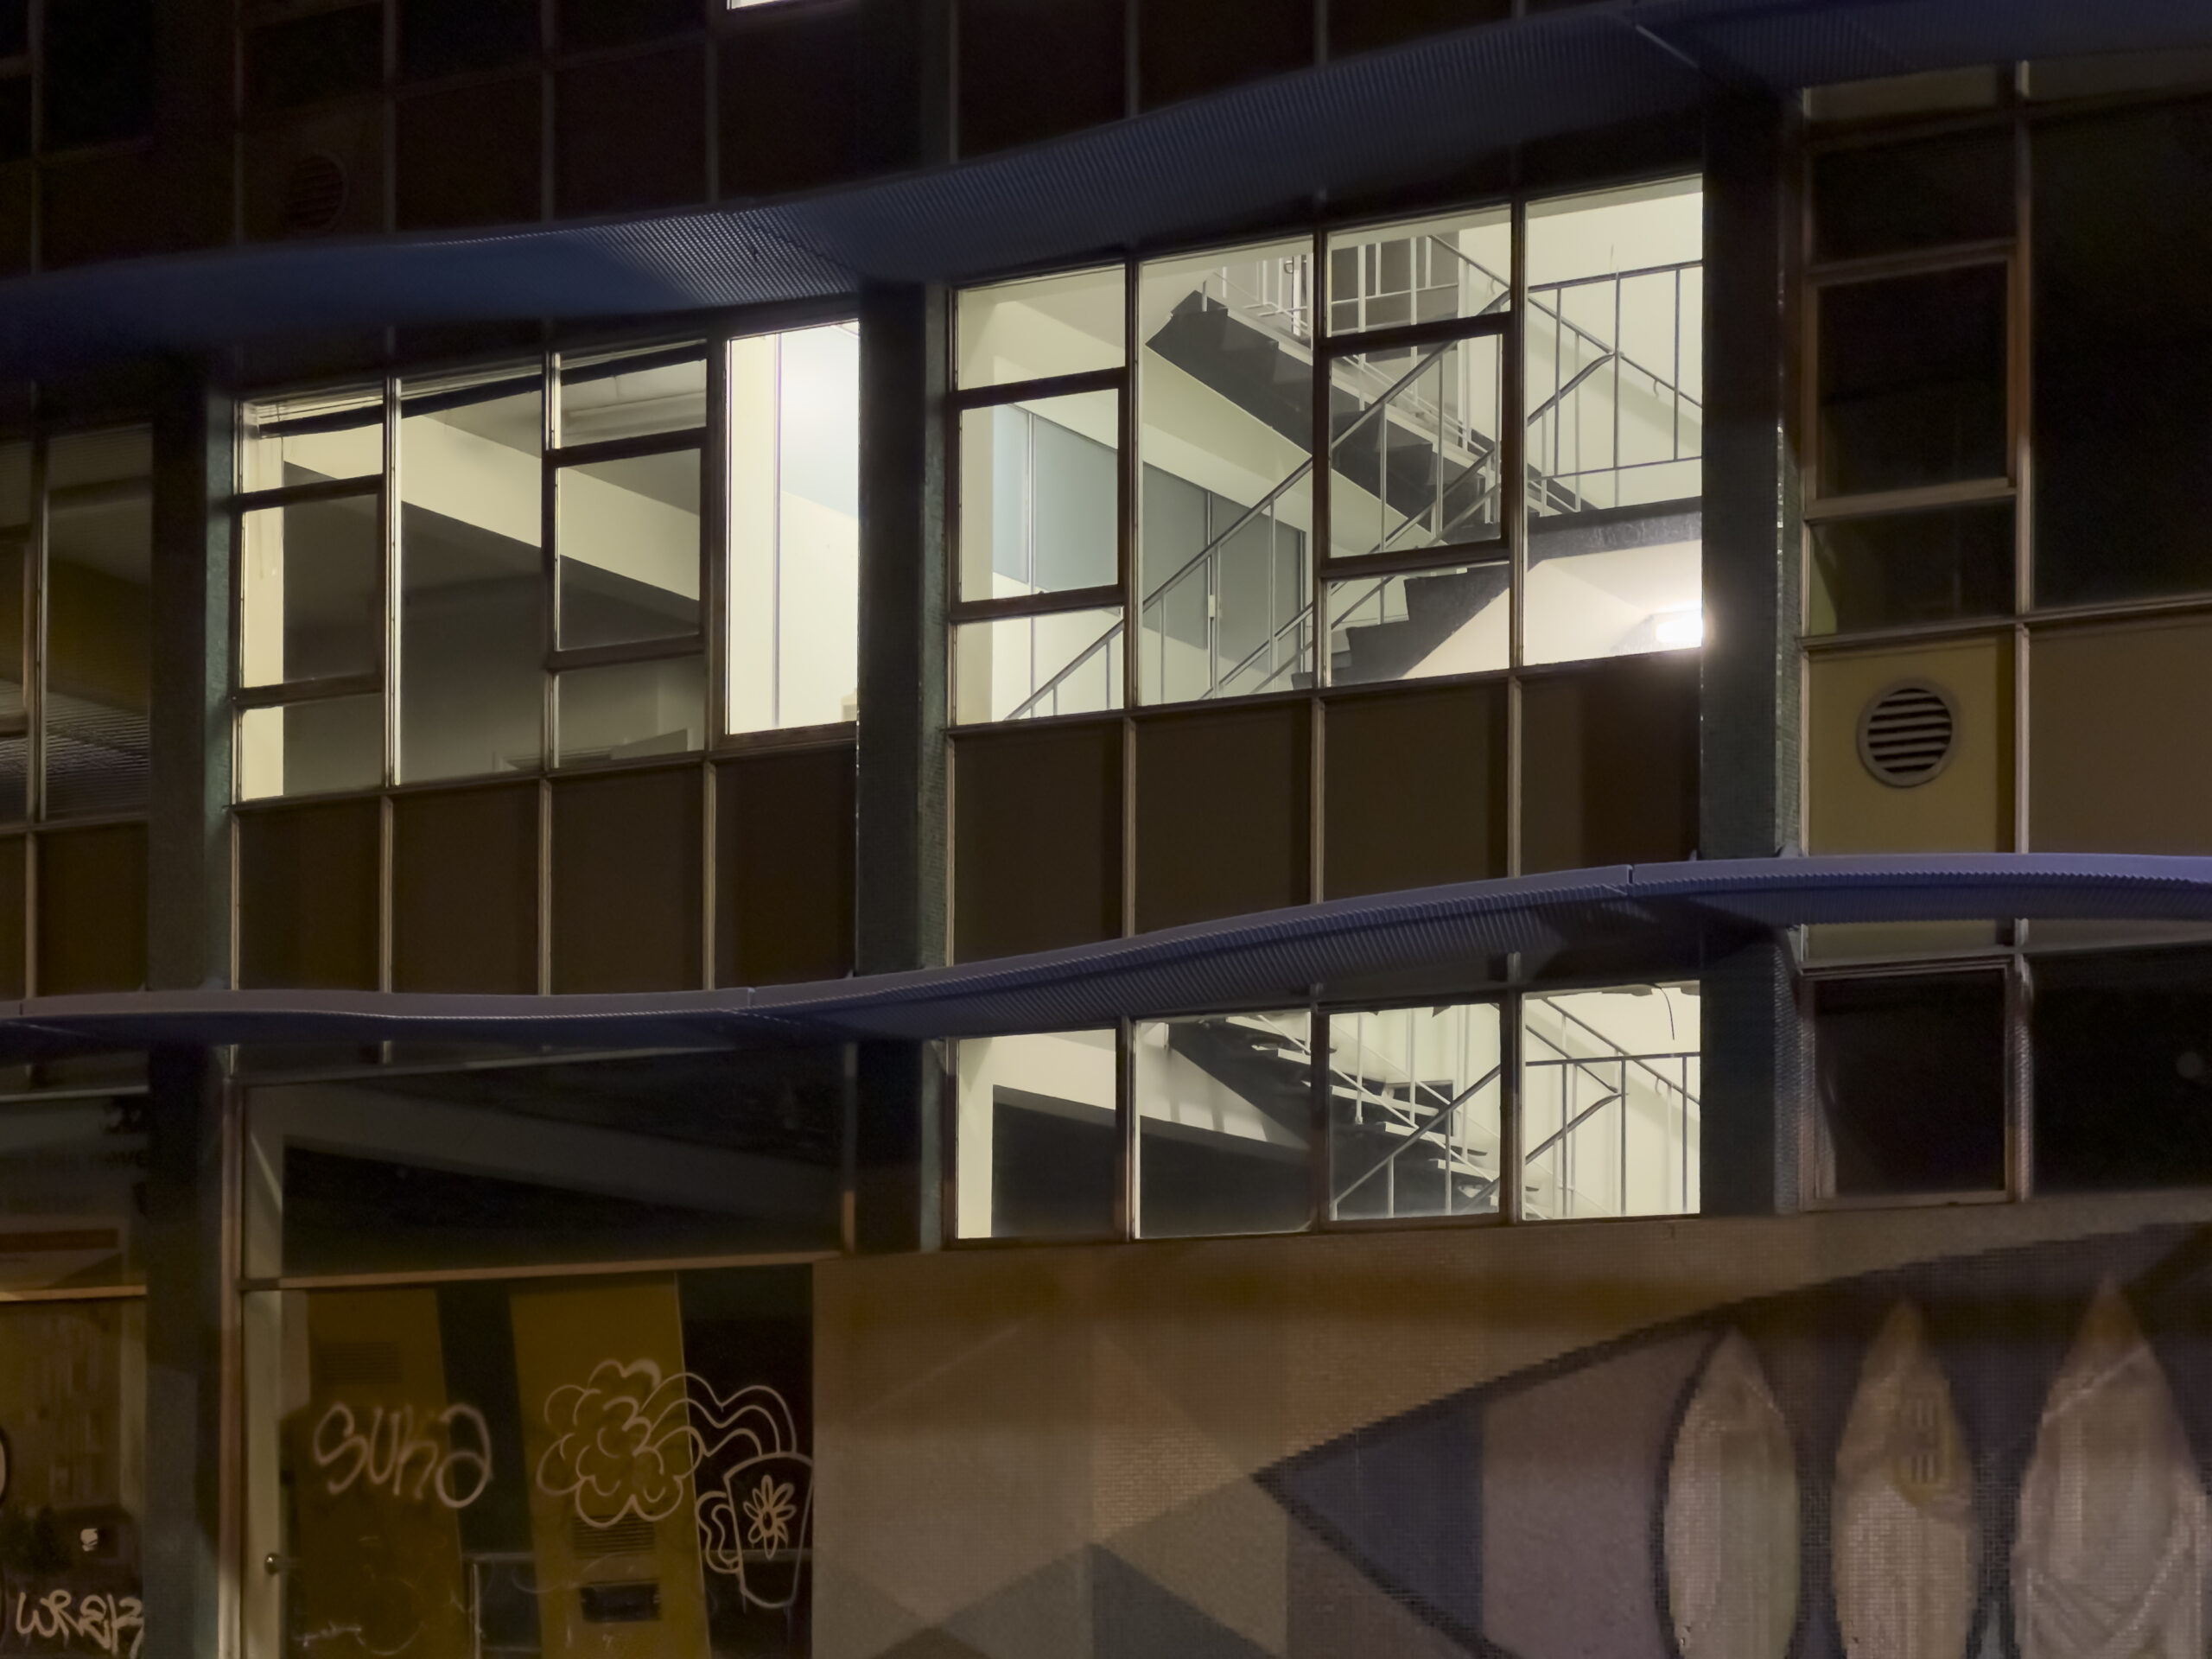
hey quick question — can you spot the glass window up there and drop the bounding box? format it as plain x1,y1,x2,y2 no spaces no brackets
1135,1009,1313,1238
239,497,383,689
729,324,860,734
397,367,546,785
1808,501,2014,635
240,386,383,493
1523,502,1703,666
2034,947,2212,1192
1817,266,2008,499
1328,1001,1503,1221
953,607,1122,724
1815,972,2005,1198
554,446,703,651
46,429,152,821
556,656,706,765
1137,238,1313,706
237,697,384,802
1325,561,1510,686
954,1030,1119,1240
556,341,708,444
1327,331,1503,561
957,265,1126,390
1327,207,1510,337
957,394,1119,604
1520,984,1700,1220
0,1090,148,1290
243,1266,811,1659
1812,130,2013,263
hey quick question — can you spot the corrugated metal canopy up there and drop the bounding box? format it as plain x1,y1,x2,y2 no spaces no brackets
5,853,2212,1055
3,0,2210,372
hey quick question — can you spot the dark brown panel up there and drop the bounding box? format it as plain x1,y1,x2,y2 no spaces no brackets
1521,654,1700,873
1324,683,1505,899
37,823,145,995
1135,702,1309,934
0,161,28,277
0,836,22,998
550,766,702,992
1137,0,1310,111
957,0,1123,157
41,150,161,269
560,0,698,51
248,6,384,112
556,47,707,217
718,1,859,197
237,801,380,991
953,721,1122,963
1328,0,1509,57
395,77,543,232
393,785,537,993
400,0,537,79
716,745,855,987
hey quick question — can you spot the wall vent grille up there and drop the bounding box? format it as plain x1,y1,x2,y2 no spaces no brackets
1858,681,1957,788
572,1515,658,1556
281,150,348,237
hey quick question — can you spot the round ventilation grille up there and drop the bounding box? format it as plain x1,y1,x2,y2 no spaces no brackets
1858,680,1958,787
280,150,348,238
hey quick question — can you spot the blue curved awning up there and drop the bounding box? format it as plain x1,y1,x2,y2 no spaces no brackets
3,0,2210,373
5,851,2211,1054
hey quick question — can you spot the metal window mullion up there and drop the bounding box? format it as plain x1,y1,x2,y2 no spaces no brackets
1505,200,1528,876
2007,952,2033,1201
28,431,45,829
1309,1001,1329,1229
1310,224,1330,899
1500,989,1524,1222
706,334,733,746
540,351,560,768
1121,255,1140,715
1117,1017,1137,1240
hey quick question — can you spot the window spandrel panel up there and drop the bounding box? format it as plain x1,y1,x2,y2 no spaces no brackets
554,446,702,651
1135,1010,1313,1238
729,323,860,734
957,393,1119,604
239,496,383,689
556,654,704,765
46,428,151,820
1138,238,1314,705
556,340,707,444
397,368,545,784
957,264,1127,390
1520,984,1700,1220
1329,1002,1503,1222
240,386,383,493
1326,207,1510,337
955,1030,1119,1241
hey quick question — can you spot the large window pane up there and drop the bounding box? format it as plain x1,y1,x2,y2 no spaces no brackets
555,446,702,651
1818,266,2007,499
957,264,1126,390
1138,238,1314,704
243,1267,812,1659
556,655,705,764
953,607,1122,724
955,1030,1118,1240
1328,1002,1503,1222
1812,130,2012,263
1809,501,2014,635
46,428,152,819
1815,973,2005,1198
240,385,383,492
1135,1009,1313,1238
1523,503,1703,666
2035,99,2212,607
0,1090,149,1289
556,340,708,443
958,393,1118,604
0,1299,143,1611
397,368,544,783
729,323,860,734
239,495,383,688
1520,984,1700,1220
2034,947,2212,1191
1326,207,1510,337
1327,332,1503,559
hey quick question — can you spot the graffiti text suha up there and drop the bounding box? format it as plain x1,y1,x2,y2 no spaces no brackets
311,1402,493,1510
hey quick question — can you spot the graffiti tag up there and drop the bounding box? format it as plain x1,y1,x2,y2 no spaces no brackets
10,1591,142,1659
310,1402,493,1510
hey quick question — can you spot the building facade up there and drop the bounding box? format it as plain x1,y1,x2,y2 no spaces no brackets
0,2,2209,1657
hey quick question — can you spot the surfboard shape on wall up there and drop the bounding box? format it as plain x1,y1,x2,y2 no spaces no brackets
2012,1281,2208,1659
1663,1329,1800,1659
1834,1300,1977,1659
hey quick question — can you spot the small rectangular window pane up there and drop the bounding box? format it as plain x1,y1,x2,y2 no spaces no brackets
1520,985,1700,1220
1326,207,1510,337
1325,561,1508,686
398,367,545,783
1809,501,2014,634
240,386,383,492
0,1096,145,1287
0,440,27,531
0,537,24,734
1526,180,1704,518
958,393,1119,603
729,323,860,733
238,696,383,800
556,654,705,764
1815,972,2005,1198
1818,266,2008,499
1812,130,2014,263
555,446,702,650
1139,238,1314,706
1136,1010,1313,1237
1329,332,1503,558
953,607,1122,724
556,340,708,444
2033,946,2212,1191
955,1030,1119,1240
46,429,151,819
957,265,1127,390
239,495,383,688
1523,505,1703,666
1329,1002,1503,1222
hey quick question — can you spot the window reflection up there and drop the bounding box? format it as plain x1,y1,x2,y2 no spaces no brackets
46,429,153,821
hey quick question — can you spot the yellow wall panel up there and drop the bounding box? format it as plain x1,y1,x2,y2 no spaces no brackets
1808,634,2012,853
